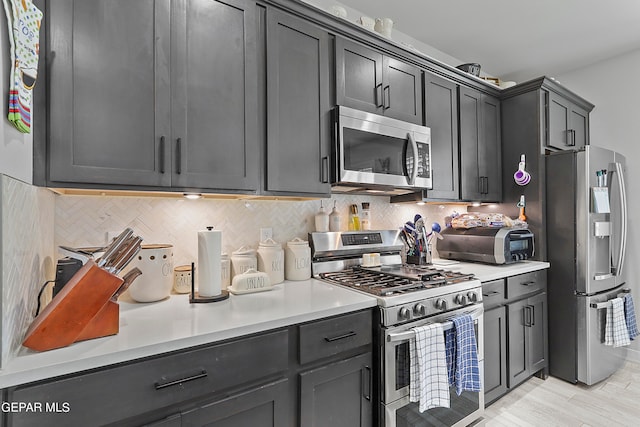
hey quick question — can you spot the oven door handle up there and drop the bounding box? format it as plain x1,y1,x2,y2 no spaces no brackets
386,306,483,343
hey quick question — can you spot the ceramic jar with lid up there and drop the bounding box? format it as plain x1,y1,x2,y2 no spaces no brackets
285,237,311,281
129,244,174,302
257,238,284,285
231,246,257,278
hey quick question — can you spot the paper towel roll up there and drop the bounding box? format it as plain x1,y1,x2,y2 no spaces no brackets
198,228,222,297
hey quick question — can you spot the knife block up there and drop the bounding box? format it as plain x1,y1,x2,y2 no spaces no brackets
23,260,123,352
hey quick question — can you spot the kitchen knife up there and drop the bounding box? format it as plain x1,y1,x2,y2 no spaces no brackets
110,236,143,274
98,228,134,268
111,267,142,300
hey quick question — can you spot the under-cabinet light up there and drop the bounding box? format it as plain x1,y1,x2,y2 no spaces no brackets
183,193,203,200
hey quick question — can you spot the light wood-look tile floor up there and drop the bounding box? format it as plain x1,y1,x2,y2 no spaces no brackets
484,361,640,426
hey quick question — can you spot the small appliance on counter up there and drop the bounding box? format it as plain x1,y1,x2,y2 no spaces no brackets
437,226,535,264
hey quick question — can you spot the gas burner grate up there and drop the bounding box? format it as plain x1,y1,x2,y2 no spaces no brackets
320,268,448,296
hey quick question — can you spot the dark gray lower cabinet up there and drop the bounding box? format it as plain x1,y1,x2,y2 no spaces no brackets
300,353,372,427
181,379,289,427
483,305,507,404
2,310,373,427
508,292,547,388
482,270,548,404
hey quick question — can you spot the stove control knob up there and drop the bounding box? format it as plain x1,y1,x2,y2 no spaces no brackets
434,298,447,310
398,307,412,321
467,291,478,303
413,303,427,317
455,294,468,305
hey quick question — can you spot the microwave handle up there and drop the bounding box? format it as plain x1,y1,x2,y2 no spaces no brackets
407,132,419,185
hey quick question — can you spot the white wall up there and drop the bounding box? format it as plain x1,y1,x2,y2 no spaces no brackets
0,6,34,183
556,48,640,361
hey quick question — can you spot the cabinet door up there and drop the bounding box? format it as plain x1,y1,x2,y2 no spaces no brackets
335,38,383,115
382,57,423,124
49,0,171,187
479,93,501,201
527,292,548,374
570,104,589,150
171,0,259,191
484,306,507,404
459,86,482,201
265,9,331,195
424,73,459,200
547,91,589,150
507,298,529,388
300,353,372,427
181,379,289,427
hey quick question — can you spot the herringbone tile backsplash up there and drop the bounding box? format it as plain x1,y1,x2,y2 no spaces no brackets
54,194,462,267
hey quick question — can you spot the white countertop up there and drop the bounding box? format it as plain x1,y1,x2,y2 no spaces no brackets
0,279,377,388
1,260,549,389
432,259,550,282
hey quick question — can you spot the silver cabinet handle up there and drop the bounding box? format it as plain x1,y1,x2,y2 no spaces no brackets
383,85,390,109
407,132,419,185
375,84,383,108
324,331,356,342
362,366,371,401
321,156,329,183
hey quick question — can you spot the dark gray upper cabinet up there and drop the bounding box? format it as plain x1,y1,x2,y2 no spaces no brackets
459,86,502,202
48,0,172,187
264,8,331,196
46,0,259,192
171,0,259,191
335,38,423,125
547,91,589,151
423,72,459,200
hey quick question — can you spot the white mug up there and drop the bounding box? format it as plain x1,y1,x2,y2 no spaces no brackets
358,16,375,30
374,18,393,37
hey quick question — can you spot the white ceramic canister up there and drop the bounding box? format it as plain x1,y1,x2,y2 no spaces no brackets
285,237,311,281
231,246,258,278
128,244,174,302
257,238,284,285
173,265,192,294
221,252,230,290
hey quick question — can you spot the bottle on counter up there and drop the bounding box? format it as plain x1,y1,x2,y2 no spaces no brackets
361,202,371,230
329,200,341,232
348,204,361,231
315,200,329,232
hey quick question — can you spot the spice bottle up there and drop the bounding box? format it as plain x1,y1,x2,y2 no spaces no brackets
349,204,361,231
361,202,371,230
329,200,342,232
315,200,329,232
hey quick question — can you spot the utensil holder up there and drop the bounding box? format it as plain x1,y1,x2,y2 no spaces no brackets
23,260,123,352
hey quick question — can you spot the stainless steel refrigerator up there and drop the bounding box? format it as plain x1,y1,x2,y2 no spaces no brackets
546,145,629,385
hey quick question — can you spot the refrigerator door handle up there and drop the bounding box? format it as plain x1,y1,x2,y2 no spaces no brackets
613,162,628,277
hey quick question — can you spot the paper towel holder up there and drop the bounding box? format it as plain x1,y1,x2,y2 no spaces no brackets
189,262,229,303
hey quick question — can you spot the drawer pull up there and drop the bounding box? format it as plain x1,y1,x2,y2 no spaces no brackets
155,369,207,390
324,331,356,342
483,290,501,297
520,281,536,286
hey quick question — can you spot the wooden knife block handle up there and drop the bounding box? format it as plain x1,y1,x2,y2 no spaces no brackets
23,260,123,352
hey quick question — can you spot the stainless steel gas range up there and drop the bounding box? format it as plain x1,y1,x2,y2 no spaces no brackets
310,230,485,427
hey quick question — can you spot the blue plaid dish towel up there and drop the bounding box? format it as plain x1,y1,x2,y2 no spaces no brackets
604,297,630,347
444,314,481,395
624,294,639,341
409,323,450,412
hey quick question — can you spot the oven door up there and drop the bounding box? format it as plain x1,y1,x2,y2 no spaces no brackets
382,306,484,427
336,106,432,189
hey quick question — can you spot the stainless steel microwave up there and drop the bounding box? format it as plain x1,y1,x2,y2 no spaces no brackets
332,106,432,192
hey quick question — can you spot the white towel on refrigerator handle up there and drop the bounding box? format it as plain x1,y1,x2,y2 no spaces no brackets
409,323,450,412
604,297,631,347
